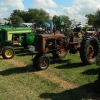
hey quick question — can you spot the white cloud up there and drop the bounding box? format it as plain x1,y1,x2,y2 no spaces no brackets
67,0,100,24
45,9,62,17
1,0,25,10
0,0,25,18
47,0,100,24
0,7,8,12
31,0,100,24
0,0,100,24
62,6,81,15
33,0,57,9
0,7,8,18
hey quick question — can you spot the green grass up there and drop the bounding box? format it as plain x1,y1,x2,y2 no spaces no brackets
0,47,100,100
0,59,62,100
48,53,98,84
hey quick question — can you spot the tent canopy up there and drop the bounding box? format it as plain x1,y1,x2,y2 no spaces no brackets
44,22,50,27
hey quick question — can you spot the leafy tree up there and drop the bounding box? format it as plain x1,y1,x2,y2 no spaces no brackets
10,9,27,22
52,15,71,33
28,9,50,26
52,15,71,27
52,15,59,25
60,15,71,27
85,14,95,25
93,10,100,27
10,9,50,27
85,10,100,27
10,15,23,27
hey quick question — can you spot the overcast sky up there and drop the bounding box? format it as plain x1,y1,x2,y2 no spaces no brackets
0,0,100,24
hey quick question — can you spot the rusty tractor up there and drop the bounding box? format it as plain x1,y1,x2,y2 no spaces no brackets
31,30,100,71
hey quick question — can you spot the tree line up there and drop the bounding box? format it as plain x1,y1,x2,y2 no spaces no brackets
4,8,100,28
4,9,71,28
85,9,100,27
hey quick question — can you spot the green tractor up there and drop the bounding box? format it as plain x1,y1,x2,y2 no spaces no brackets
0,26,35,59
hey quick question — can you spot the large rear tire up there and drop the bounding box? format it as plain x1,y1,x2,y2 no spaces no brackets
80,36,100,65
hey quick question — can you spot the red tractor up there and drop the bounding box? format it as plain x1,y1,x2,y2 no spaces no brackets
32,31,100,71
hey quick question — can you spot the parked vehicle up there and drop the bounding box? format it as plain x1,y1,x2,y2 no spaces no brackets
0,26,35,59
31,31,100,70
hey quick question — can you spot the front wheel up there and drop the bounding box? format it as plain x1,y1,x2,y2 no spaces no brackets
33,53,50,70
2,46,15,59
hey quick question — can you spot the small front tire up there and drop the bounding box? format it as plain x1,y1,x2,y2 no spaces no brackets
33,54,50,70
2,46,15,59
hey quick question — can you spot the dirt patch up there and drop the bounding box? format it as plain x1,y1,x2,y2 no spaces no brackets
35,70,78,89
5,59,26,67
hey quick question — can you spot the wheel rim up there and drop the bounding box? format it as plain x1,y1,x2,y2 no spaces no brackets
5,49,13,58
39,57,49,69
86,44,96,62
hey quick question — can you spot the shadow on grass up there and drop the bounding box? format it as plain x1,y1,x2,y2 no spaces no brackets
0,64,35,76
49,57,84,69
15,48,37,56
39,80,100,100
50,58,71,64
56,62,84,69
82,68,100,75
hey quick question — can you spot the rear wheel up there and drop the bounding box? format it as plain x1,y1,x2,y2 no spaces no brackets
2,46,15,59
52,47,68,58
80,36,99,65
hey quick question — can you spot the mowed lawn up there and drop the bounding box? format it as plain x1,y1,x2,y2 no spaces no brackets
0,47,100,100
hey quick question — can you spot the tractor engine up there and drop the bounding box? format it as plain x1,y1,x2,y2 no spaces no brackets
35,33,80,55
12,34,24,44
35,33,67,53
12,33,35,46
45,39,55,50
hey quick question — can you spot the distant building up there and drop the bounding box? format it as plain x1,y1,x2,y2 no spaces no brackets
0,18,8,25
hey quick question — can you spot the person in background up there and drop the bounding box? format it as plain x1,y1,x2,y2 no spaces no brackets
97,27,100,39
92,28,98,38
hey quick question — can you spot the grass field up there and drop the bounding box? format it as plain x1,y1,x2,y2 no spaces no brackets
0,47,100,100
